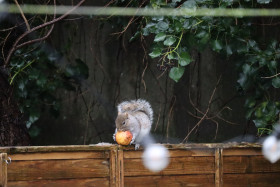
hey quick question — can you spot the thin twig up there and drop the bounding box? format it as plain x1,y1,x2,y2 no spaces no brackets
111,0,147,36
14,0,31,31
261,72,280,79
182,75,222,143
84,99,94,145
154,104,162,132
141,61,148,92
166,96,176,141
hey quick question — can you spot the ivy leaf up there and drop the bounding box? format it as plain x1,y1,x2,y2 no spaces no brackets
129,31,140,43
222,0,233,6
268,60,277,71
195,30,207,38
167,53,177,60
179,52,192,66
182,0,196,8
174,20,183,32
18,80,26,91
149,48,162,58
253,119,266,128
226,45,233,56
169,67,185,82
36,75,47,87
212,40,222,52
259,57,266,66
142,27,150,36
248,40,259,51
164,36,176,46
245,108,254,119
157,21,169,31
199,33,210,46
257,0,272,4
244,97,256,108
183,20,191,29
154,32,166,42
269,40,277,49
272,77,280,88
26,107,40,128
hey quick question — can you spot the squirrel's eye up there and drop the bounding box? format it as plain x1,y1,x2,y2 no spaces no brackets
122,121,126,125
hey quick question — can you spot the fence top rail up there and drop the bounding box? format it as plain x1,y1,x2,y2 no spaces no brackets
1,5,280,17
0,143,262,153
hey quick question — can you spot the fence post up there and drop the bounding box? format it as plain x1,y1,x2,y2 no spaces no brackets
0,153,7,187
110,146,124,187
110,147,117,187
117,147,124,187
215,148,223,187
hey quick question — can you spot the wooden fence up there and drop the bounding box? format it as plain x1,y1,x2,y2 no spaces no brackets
0,143,280,187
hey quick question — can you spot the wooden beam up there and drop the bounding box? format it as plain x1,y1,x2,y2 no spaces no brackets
215,148,223,187
0,153,7,187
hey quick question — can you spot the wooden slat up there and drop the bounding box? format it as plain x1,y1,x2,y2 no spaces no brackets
223,156,280,174
8,178,109,187
110,149,117,187
9,151,109,161
223,173,280,187
124,174,215,187
223,148,262,156
124,156,215,176
215,148,223,187
0,153,7,187
117,149,124,187
124,149,214,159
8,159,109,181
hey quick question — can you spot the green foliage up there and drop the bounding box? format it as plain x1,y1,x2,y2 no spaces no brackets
9,47,88,136
142,0,255,82
117,0,280,135
237,39,280,135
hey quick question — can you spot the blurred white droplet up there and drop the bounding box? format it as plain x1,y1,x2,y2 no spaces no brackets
262,135,280,163
142,144,169,172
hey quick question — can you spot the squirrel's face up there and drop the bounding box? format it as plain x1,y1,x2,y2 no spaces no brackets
115,113,129,131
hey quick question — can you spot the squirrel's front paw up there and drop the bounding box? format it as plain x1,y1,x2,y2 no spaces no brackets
130,136,135,144
113,133,116,141
135,144,140,150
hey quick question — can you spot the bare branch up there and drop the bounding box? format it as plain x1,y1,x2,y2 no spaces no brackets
4,0,85,67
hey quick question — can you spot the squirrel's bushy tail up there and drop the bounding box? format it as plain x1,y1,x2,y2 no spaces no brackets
117,99,153,124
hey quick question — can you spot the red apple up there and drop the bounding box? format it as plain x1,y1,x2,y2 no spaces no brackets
115,131,133,145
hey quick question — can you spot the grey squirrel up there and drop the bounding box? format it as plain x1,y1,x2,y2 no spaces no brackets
113,99,153,149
